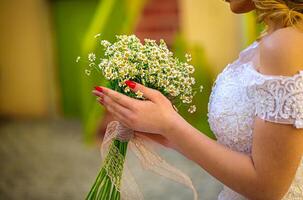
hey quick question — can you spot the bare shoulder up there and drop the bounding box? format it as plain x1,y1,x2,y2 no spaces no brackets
259,27,303,76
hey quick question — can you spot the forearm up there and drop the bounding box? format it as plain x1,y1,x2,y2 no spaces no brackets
164,116,264,199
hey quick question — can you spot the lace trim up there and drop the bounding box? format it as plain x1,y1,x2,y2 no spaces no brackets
247,71,303,128
116,122,134,142
218,186,246,200
103,142,125,190
238,41,259,62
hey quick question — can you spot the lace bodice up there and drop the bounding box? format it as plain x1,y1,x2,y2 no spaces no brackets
207,41,303,200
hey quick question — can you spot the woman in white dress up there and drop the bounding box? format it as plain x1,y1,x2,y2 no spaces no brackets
92,0,303,199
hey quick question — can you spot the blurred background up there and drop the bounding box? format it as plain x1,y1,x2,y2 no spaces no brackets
0,0,263,199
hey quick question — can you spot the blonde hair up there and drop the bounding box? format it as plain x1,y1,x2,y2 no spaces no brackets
253,0,303,38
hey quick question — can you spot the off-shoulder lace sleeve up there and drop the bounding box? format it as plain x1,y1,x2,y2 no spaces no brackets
248,71,303,129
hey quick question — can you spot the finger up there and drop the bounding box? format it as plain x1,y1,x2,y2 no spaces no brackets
125,80,161,102
98,97,131,127
94,87,138,110
101,95,133,119
92,90,103,97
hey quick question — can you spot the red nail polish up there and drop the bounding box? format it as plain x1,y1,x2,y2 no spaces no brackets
125,80,136,89
94,86,103,92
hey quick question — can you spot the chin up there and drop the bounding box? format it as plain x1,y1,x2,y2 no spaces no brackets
229,0,255,14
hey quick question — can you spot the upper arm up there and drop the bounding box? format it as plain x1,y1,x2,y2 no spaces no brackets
252,119,303,199
251,27,303,199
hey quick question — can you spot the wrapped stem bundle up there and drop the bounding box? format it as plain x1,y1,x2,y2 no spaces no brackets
82,35,201,200
86,140,127,199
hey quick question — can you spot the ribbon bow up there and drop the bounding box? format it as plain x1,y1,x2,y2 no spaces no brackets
101,121,199,200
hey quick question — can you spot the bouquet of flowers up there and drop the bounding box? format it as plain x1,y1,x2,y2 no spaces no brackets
80,35,201,200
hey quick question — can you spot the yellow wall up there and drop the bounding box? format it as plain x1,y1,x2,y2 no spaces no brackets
180,0,244,73
0,0,59,118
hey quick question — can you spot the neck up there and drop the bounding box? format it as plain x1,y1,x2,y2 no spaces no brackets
265,19,285,35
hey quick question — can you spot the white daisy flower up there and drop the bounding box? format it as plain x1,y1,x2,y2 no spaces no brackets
185,53,192,62
88,53,96,62
78,34,201,113
94,33,101,38
188,105,196,113
76,56,81,63
85,69,91,76
199,85,204,93
135,90,144,99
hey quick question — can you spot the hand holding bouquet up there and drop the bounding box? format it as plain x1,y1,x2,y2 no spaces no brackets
81,35,201,200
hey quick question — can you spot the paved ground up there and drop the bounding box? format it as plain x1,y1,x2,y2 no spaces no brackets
0,119,222,200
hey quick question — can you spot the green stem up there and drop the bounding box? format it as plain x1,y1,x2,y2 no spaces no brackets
100,177,110,199
86,168,106,199
86,139,129,200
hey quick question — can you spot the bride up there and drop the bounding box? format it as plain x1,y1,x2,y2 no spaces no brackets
92,0,303,199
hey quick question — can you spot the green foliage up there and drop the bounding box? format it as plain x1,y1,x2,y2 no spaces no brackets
79,0,127,143
172,34,215,139
52,0,99,117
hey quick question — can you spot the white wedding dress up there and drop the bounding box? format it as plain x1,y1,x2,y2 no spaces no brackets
207,41,303,200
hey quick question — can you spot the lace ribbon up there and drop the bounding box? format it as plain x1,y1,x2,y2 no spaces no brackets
101,121,199,200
